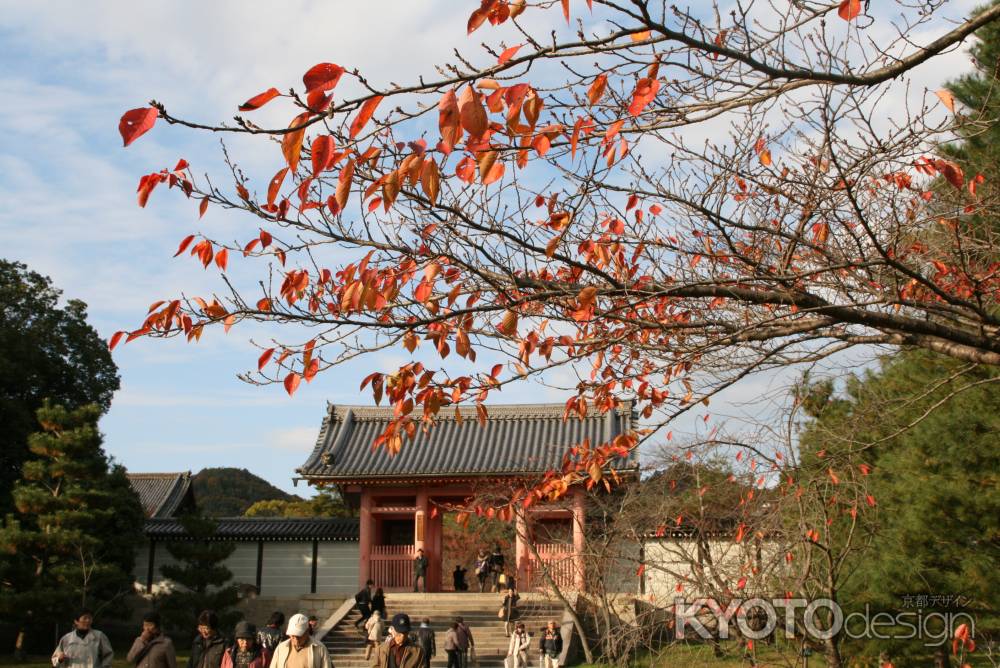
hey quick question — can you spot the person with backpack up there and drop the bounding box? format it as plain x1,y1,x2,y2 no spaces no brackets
539,621,562,668
474,550,490,593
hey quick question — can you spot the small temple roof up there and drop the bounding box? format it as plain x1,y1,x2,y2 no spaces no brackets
144,517,359,542
297,402,637,482
126,472,195,518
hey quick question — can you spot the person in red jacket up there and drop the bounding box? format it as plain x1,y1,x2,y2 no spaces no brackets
221,622,269,668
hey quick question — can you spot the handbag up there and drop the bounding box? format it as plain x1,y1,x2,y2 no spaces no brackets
497,607,506,619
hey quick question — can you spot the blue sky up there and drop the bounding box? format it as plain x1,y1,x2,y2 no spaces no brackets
0,1,980,496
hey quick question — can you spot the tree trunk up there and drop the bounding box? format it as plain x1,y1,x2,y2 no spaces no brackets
822,636,842,668
933,646,951,668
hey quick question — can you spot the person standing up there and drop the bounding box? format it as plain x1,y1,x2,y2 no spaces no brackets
452,565,468,592
126,612,177,668
500,590,519,637
189,611,226,668
505,623,529,668
353,580,375,631
454,617,474,668
305,617,319,638
257,613,284,656
413,549,429,593
474,550,490,593
371,587,387,620
443,623,460,668
489,546,505,592
369,614,424,668
363,610,384,662
268,614,330,668
415,619,435,668
52,610,113,668
221,622,269,668
539,622,562,668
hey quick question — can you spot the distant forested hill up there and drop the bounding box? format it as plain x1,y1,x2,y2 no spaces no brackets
192,467,299,517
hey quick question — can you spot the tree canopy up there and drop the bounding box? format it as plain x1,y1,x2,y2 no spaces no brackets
0,260,120,512
192,467,297,517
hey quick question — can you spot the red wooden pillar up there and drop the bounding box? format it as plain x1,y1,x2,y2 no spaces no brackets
572,487,586,590
359,488,374,588
515,510,529,590
415,486,428,590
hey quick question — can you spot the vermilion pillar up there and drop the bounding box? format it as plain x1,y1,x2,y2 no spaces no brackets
572,488,586,590
515,511,529,590
359,488,373,587
415,487,428,589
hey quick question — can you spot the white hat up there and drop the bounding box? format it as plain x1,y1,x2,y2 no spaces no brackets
287,613,309,636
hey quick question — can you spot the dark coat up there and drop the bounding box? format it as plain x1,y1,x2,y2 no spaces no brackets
370,640,424,668
189,635,226,668
413,555,429,576
127,634,177,668
540,630,563,657
415,627,436,657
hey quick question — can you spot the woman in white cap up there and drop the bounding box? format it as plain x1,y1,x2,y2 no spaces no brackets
267,614,330,668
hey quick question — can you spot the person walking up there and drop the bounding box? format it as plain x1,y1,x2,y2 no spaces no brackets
503,568,517,595
505,623,529,668
353,580,375,631
500,590,519,637
363,610,384,662
257,613,284,656
415,619,435,668
413,549,429,593
454,617,474,668
371,588,387,620
221,622,269,668
268,614,330,668
474,550,490,593
369,614,424,668
126,612,177,668
443,623,460,668
489,546,505,592
305,617,319,638
52,610,113,668
539,622,562,668
189,611,226,668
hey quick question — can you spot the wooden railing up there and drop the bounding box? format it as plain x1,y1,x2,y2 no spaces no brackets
527,543,577,591
371,545,414,590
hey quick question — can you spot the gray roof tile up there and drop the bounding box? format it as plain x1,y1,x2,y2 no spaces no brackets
297,402,637,480
144,517,359,541
127,472,193,518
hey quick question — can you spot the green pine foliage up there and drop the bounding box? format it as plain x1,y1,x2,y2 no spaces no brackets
155,515,240,636
0,403,144,650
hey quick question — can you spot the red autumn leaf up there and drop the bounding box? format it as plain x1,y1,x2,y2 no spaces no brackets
284,372,302,396
258,348,275,371
467,5,489,34
350,95,384,138
734,523,746,543
865,494,877,507
282,112,311,172
858,463,871,476
119,107,158,147
587,74,608,106
239,87,281,111
199,196,209,219
838,0,862,21
438,89,463,151
456,156,476,184
174,234,196,257
108,331,126,351
214,248,228,271
268,167,289,207
736,577,747,590
828,468,840,485
498,44,523,65
303,63,344,94
934,159,965,189
936,89,956,113
310,135,335,177
636,563,645,577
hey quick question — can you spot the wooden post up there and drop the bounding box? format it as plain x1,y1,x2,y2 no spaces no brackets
572,488,586,590
414,487,428,591
359,489,373,588
515,511,529,590
310,540,319,594
256,541,264,594
145,540,156,594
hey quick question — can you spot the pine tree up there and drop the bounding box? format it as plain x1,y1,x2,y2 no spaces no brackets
0,402,145,654
156,514,240,637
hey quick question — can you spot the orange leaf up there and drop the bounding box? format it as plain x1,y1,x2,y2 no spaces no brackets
459,86,488,139
936,89,956,113
561,0,569,23
628,77,659,116
837,0,861,21
303,63,344,94
174,234,196,257
199,196,209,219
268,167,289,207
587,74,608,106
282,112,311,172
108,331,126,351
214,248,228,271
310,135,335,177
119,107,157,147
498,44,523,65
630,30,651,42
420,159,440,204
239,87,280,111
284,372,302,396
438,89,462,151
258,348,274,371
350,95,384,138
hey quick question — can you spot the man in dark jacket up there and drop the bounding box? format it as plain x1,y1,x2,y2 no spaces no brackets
413,550,429,593
539,621,562,668
126,612,177,668
415,619,435,668
354,579,374,630
188,611,225,668
370,614,424,668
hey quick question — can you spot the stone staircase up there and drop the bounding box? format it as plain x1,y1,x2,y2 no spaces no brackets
321,592,568,668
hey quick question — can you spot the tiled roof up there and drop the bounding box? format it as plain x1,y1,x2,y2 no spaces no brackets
298,402,637,481
127,472,194,518
143,517,359,542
